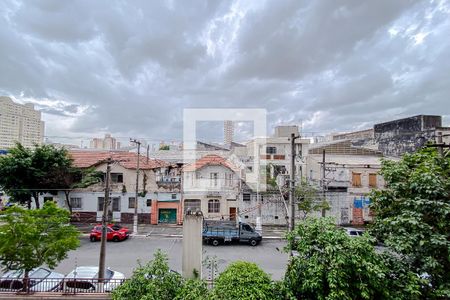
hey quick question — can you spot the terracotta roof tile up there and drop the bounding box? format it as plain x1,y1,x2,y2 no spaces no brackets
183,154,239,172
68,151,168,170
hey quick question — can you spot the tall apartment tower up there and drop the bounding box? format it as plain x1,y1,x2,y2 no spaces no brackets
224,120,234,145
89,134,119,150
0,96,45,149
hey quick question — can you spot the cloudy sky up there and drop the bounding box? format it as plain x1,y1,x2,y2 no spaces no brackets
1,0,449,146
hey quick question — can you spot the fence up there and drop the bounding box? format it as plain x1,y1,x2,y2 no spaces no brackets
0,277,126,294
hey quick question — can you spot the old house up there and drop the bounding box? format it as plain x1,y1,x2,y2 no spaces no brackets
182,154,241,220
306,140,387,225
38,151,171,224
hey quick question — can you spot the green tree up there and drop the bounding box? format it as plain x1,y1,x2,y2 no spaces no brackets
0,143,74,209
0,201,80,290
295,179,329,219
174,278,209,300
112,250,182,300
285,217,421,300
212,261,274,300
58,167,102,213
369,148,450,298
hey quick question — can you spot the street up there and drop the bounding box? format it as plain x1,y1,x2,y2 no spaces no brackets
52,237,289,280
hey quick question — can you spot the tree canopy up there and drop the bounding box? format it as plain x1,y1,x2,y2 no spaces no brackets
212,261,274,300
370,148,450,298
285,217,421,300
0,201,80,286
0,143,93,210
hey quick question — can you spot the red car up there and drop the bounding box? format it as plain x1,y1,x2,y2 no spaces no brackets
90,224,130,242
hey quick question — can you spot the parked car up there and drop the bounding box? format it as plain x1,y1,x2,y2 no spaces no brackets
0,267,64,292
203,220,262,246
63,266,125,292
90,224,130,242
344,227,364,237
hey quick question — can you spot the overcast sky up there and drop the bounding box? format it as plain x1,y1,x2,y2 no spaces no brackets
1,0,449,146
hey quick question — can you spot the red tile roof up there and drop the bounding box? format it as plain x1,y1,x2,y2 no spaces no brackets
68,151,168,170
183,154,239,172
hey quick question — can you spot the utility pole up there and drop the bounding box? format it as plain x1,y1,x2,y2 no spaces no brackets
98,158,111,281
256,144,262,233
321,149,326,217
289,133,299,232
146,144,150,164
131,139,141,234
437,132,443,157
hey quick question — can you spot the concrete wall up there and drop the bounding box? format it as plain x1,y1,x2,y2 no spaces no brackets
374,115,442,157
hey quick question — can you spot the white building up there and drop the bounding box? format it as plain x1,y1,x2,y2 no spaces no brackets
182,154,241,220
0,96,44,149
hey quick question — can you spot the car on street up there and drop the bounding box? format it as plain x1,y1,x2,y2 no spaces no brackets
0,267,64,292
90,224,130,242
344,227,365,237
63,266,125,292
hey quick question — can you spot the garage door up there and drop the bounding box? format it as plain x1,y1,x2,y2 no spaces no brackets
158,209,177,224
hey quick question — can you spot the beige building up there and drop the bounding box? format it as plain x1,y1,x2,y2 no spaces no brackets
89,134,120,150
0,96,44,149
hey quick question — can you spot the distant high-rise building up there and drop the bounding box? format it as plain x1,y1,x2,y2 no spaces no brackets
224,120,234,145
0,96,45,149
89,134,119,150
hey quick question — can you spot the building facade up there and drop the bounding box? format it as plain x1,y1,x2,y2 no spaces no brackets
89,134,121,150
0,96,44,149
182,155,241,220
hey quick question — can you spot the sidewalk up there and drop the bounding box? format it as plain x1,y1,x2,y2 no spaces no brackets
72,223,288,240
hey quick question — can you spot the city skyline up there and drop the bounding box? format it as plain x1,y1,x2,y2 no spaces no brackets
1,1,449,145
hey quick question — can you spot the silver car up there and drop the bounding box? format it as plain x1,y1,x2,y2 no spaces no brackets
63,266,125,293
0,267,64,292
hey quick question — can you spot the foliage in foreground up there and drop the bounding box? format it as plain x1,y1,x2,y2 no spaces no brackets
211,261,274,300
370,148,450,298
112,250,207,300
0,201,80,281
285,217,421,300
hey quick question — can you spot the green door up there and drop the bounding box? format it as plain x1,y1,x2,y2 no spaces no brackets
158,209,177,224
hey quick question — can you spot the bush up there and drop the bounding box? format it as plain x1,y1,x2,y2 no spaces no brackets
285,217,421,300
211,261,274,300
175,278,209,300
112,250,182,300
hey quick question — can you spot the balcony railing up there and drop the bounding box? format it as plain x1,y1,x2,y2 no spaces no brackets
0,277,126,294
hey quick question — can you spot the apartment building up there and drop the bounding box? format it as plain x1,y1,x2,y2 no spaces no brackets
89,134,121,150
0,96,45,149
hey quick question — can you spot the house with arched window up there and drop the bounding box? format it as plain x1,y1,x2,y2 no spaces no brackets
182,154,242,221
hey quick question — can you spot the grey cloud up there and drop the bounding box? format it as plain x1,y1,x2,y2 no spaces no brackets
0,0,449,143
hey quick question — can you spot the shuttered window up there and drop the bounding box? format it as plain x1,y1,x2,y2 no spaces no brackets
352,172,362,187
369,173,377,188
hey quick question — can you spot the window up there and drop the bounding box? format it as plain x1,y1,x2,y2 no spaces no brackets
70,197,82,210
146,199,152,207
43,197,53,203
98,197,104,211
210,173,218,187
184,199,201,213
171,194,177,200
266,146,277,154
112,197,120,212
352,172,362,187
243,193,251,201
369,173,377,188
98,197,120,211
110,173,123,183
128,197,136,209
208,199,220,213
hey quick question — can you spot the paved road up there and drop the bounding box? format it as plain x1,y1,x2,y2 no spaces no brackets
52,237,289,280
